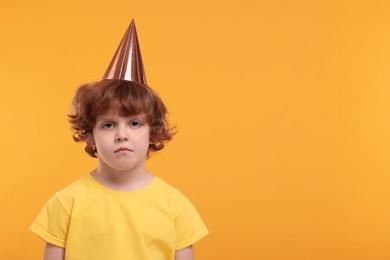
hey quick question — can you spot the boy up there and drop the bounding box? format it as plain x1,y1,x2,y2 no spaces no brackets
30,20,208,260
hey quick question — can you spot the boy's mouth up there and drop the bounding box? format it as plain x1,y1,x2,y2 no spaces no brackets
114,147,132,153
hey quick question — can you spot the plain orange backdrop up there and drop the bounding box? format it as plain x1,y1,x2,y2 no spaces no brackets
1,0,390,259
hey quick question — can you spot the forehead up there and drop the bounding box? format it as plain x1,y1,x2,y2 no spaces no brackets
96,109,146,121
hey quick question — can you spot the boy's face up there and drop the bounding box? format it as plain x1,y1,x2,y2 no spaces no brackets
90,110,150,174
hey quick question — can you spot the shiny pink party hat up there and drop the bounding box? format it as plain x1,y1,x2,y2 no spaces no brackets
102,19,147,84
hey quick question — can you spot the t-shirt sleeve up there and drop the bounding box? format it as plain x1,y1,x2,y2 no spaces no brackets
29,194,70,248
174,197,209,250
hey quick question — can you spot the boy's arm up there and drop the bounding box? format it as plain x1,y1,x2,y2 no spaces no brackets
175,245,194,260
43,242,65,260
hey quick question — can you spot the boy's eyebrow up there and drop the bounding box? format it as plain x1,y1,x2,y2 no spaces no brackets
130,114,146,120
97,114,146,122
96,116,115,122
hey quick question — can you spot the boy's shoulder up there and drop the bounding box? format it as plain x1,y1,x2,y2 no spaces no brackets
155,176,182,195
53,175,90,206
155,177,191,208
51,175,191,210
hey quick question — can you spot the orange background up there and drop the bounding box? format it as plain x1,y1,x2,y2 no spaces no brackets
1,0,390,259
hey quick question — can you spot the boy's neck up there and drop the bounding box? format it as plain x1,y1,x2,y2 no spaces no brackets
91,163,153,192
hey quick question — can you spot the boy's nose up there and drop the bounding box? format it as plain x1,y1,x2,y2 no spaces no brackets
115,126,129,142
116,135,128,142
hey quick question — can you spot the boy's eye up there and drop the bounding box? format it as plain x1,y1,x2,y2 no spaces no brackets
130,121,142,128
102,122,115,128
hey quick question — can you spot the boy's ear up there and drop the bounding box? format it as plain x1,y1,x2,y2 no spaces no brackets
86,133,95,146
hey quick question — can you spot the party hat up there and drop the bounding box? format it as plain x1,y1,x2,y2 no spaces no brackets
102,19,147,84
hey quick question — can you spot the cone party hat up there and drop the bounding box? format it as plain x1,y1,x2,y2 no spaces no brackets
102,19,147,84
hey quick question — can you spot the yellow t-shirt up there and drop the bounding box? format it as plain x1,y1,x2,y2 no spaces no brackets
30,174,208,260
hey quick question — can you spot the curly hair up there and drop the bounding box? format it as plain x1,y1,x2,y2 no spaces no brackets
68,79,175,158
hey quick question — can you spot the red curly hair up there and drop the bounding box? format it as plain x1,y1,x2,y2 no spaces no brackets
68,79,175,158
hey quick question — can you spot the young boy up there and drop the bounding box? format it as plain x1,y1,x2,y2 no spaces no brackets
30,20,208,260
